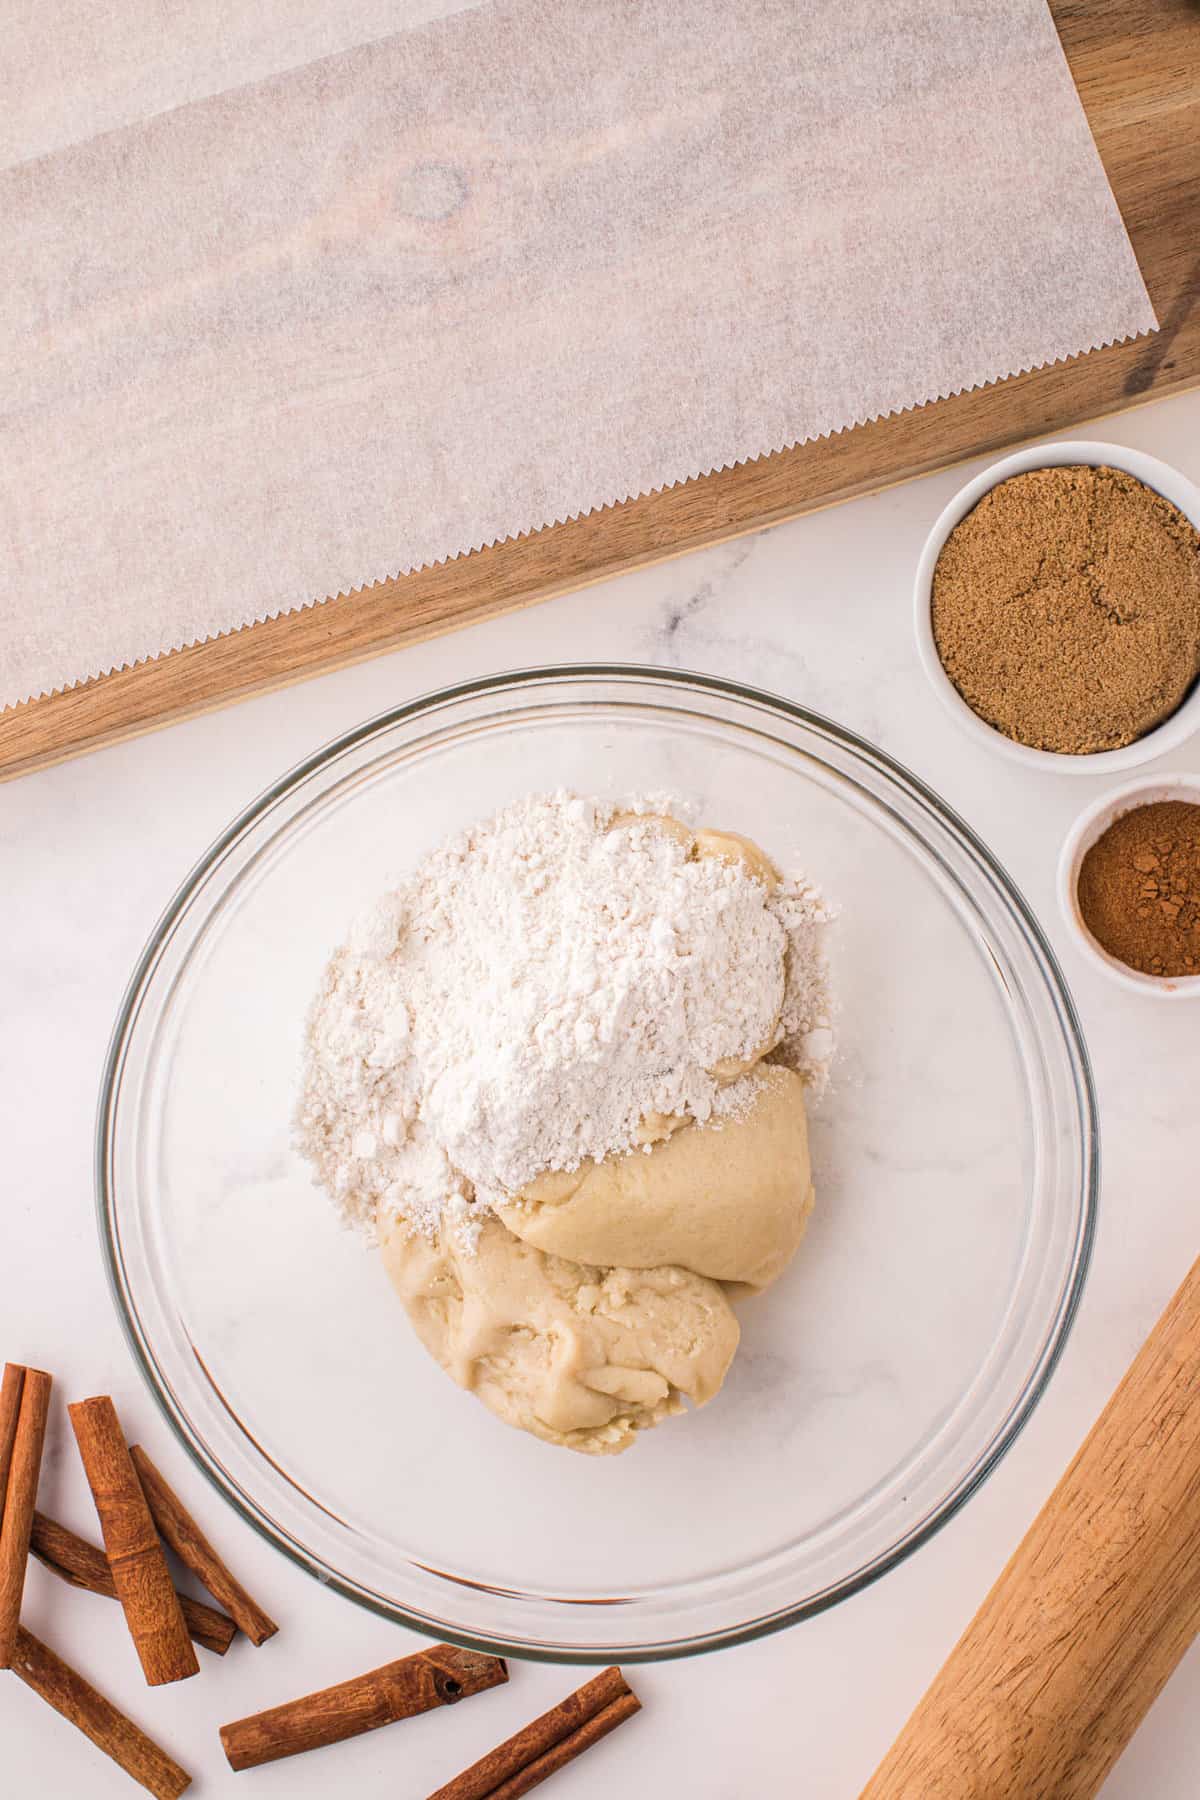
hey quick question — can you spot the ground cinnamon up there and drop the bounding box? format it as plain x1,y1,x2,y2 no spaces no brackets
68,1396,200,1686
1077,799,1200,978
932,466,1200,753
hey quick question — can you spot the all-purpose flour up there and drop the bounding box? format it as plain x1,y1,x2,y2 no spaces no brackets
297,793,832,1246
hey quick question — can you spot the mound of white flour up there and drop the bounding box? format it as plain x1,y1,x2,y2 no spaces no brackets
297,793,832,1245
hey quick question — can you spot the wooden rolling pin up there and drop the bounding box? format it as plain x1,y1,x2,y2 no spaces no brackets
863,1256,1200,1799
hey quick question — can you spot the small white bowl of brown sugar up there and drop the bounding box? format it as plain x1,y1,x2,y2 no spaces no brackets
914,441,1200,772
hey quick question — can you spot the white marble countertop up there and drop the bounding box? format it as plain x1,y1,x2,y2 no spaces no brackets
3,391,1198,1798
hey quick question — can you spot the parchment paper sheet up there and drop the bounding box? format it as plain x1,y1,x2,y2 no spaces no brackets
0,0,482,168
0,0,1155,706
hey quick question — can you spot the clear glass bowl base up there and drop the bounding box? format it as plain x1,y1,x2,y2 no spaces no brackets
99,667,1096,1661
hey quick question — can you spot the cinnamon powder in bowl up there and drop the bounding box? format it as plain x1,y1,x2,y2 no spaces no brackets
1058,776,1200,997
1077,800,1200,980
914,442,1200,773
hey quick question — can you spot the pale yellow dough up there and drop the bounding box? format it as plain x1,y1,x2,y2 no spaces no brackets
690,826,780,892
609,815,780,896
498,1065,813,1291
381,1214,739,1455
378,814,818,1455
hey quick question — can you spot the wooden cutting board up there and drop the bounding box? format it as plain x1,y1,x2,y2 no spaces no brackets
2,0,1197,783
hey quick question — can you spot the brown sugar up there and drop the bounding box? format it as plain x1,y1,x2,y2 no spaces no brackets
1076,800,1200,978
931,465,1200,753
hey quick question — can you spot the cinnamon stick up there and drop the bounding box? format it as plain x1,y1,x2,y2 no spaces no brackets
0,1365,51,1666
427,1667,641,1800
129,1443,277,1646
219,1643,509,1771
68,1397,199,1686
486,1696,641,1800
0,1363,25,1501
11,1625,191,1799
30,1510,237,1655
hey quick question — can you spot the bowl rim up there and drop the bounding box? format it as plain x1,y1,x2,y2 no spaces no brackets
913,439,1200,774
95,663,1099,1661
1057,772,1200,998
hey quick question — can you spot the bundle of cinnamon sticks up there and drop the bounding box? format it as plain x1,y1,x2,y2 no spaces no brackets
1,1362,277,1796
3,1358,643,1796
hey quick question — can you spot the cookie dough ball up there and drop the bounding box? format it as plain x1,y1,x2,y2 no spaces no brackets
690,827,779,892
380,1214,739,1456
608,813,779,895
498,1064,814,1292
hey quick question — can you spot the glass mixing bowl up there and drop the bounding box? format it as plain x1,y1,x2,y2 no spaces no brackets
98,666,1096,1661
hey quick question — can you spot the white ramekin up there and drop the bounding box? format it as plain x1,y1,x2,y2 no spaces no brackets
1057,773,1200,997
914,440,1200,774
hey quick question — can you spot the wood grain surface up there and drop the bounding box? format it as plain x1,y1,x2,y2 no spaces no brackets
861,1256,1200,1799
2,0,1197,782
